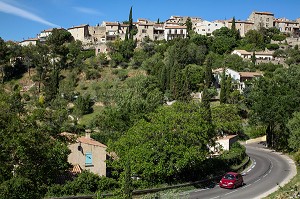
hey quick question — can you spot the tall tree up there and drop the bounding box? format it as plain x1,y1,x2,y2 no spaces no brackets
185,17,193,37
249,65,300,149
231,17,236,31
128,6,133,40
109,102,215,184
0,37,8,83
220,69,227,104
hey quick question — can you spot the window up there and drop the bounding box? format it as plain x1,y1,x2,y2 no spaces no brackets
142,29,147,33
85,152,93,166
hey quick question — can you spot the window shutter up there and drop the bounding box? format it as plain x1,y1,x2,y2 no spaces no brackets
85,152,92,165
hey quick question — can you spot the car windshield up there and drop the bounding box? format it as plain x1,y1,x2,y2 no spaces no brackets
224,174,235,180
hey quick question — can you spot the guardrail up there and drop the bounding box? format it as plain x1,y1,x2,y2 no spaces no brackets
47,156,251,199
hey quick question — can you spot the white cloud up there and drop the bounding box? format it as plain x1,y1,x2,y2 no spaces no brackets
74,7,102,16
0,1,59,27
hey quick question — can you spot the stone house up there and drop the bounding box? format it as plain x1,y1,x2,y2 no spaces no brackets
248,11,275,30
225,20,254,37
68,24,91,44
67,132,107,176
274,18,300,36
153,24,165,41
136,19,155,41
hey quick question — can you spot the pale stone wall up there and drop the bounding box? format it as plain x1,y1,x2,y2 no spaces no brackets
68,142,107,176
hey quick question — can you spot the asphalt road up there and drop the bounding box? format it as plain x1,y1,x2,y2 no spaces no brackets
180,142,296,199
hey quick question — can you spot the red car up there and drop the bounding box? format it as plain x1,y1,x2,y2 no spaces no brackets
219,172,244,189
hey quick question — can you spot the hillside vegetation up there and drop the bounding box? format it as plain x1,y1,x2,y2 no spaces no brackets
0,21,299,198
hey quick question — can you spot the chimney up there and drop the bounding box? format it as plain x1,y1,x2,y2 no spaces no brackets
85,129,91,139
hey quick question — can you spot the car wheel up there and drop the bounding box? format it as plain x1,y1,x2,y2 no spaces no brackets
233,184,236,189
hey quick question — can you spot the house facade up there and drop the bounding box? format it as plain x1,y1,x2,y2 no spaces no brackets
68,24,91,44
195,20,225,36
239,71,263,90
213,67,262,92
19,38,39,46
248,11,275,30
68,133,107,176
164,24,187,41
232,49,274,61
274,18,300,36
225,20,254,37
136,19,155,41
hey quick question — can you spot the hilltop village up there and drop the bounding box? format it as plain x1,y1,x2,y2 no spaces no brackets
20,11,300,53
1,7,300,199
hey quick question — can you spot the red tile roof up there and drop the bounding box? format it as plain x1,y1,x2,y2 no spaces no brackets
239,72,262,78
77,136,107,148
254,11,274,16
68,24,88,30
165,25,187,29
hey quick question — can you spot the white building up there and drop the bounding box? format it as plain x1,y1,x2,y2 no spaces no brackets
195,20,225,36
164,24,187,41
19,38,39,46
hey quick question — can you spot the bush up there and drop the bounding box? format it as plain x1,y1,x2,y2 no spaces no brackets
46,171,119,197
0,177,42,199
243,125,266,139
221,142,246,166
266,43,279,51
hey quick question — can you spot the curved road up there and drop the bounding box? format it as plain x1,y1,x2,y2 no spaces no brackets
181,142,296,199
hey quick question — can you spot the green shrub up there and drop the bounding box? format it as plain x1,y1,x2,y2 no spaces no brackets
46,171,119,197
221,142,246,166
243,125,266,139
0,177,42,199
266,43,279,51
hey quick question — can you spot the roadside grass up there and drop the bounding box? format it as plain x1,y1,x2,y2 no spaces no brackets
264,165,300,199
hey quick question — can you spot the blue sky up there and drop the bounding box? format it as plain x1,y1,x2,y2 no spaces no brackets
0,0,299,42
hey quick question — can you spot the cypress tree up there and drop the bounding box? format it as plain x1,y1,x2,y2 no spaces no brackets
220,69,227,104
121,158,133,199
205,55,213,87
225,75,232,103
202,55,213,124
231,17,236,31
128,6,133,40
251,51,256,65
